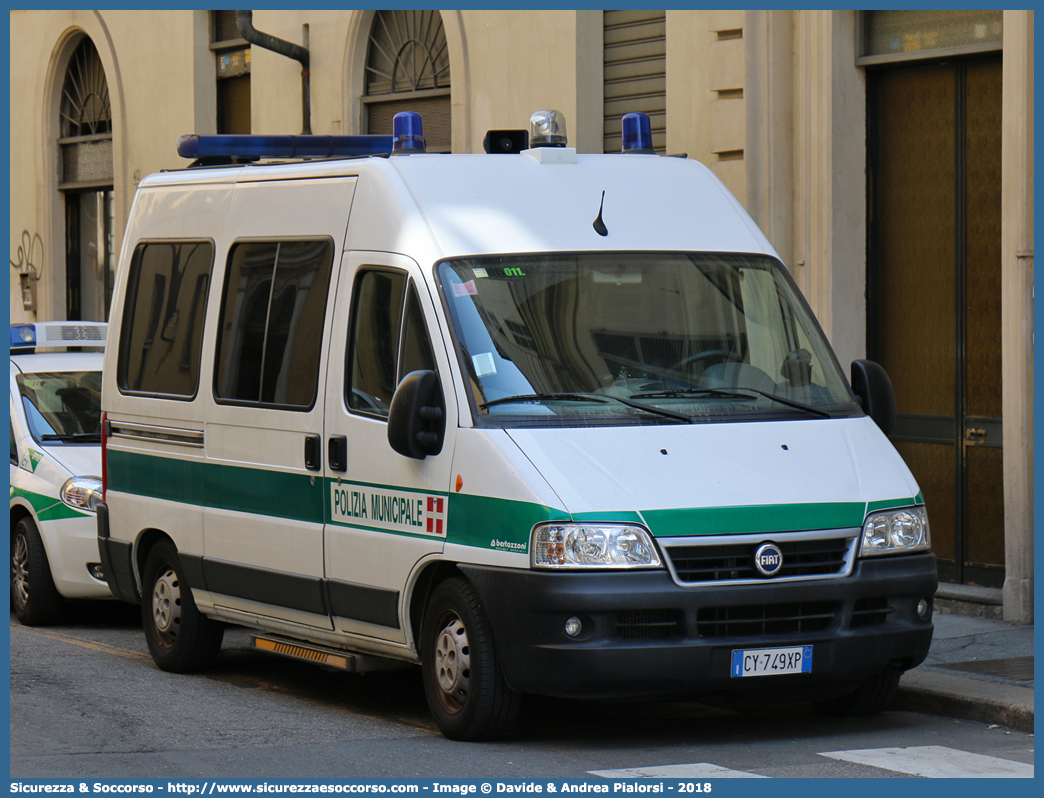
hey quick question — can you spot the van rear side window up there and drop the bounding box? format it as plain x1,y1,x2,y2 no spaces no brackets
117,241,214,398
214,239,333,409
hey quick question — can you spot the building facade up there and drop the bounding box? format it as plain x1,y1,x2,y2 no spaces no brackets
8,9,1033,621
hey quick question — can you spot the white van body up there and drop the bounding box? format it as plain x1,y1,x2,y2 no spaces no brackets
99,133,936,740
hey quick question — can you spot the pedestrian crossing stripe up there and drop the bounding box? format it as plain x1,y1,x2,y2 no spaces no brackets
819,745,1034,778
590,765,768,779
590,746,1033,779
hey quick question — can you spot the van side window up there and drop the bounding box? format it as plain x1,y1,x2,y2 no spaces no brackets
117,241,214,398
214,239,333,409
400,286,437,380
10,421,17,465
347,271,435,418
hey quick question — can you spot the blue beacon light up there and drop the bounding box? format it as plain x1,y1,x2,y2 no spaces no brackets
392,112,427,154
621,112,654,154
10,323,36,350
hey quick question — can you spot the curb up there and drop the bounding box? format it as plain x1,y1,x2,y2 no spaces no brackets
893,668,1034,733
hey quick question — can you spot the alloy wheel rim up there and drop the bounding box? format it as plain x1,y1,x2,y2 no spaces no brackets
152,567,181,637
11,534,29,610
433,616,471,706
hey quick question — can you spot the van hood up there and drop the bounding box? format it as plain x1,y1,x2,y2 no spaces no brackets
506,416,920,537
40,444,101,479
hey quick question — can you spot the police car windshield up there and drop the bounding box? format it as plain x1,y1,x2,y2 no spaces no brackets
17,371,103,444
438,253,856,424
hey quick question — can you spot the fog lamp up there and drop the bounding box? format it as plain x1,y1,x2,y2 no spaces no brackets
565,617,583,637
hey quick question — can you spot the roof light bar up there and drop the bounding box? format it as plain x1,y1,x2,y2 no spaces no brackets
177,134,394,161
392,112,427,154
621,112,654,154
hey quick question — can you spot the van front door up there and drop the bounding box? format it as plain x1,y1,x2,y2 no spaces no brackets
322,252,457,649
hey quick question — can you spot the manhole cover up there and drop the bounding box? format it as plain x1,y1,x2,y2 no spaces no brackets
936,656,1034,681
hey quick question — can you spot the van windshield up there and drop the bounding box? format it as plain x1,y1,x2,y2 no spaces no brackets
437,253,857,425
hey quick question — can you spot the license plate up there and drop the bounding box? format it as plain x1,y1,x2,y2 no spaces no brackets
731,645,813,677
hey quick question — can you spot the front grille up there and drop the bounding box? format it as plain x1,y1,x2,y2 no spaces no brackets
615,609,682,639
696,601,839,638
665,536,854,584
850,596,892,628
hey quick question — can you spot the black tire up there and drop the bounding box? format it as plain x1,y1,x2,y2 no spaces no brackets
814,668,902,716
141,539,224,672
10,516,64,626
421,576,520,741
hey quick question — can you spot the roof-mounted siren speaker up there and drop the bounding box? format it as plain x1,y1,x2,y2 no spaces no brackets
621,112,655,154
529,110,568,148
483,129,529,154
392,112,427,154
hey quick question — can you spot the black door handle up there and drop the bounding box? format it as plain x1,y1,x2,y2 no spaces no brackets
329,435,347,472
304,434,321,471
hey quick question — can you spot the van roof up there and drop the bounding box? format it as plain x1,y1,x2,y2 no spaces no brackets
139,151,777,262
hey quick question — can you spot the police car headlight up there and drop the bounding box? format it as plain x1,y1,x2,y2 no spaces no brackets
859,506,930,556
60,477,103,513
532,523,661,569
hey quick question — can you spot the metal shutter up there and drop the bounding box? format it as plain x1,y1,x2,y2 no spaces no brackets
603,10,666,153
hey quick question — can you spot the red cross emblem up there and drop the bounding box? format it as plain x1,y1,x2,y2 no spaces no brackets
426,496,446,536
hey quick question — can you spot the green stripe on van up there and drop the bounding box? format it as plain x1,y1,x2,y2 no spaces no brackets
107,450,324,524
10,486,88,521
867,494,924,513
449,492,569,551
641,502,867,537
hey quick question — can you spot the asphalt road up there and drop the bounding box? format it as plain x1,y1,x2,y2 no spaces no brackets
9,601,1035,779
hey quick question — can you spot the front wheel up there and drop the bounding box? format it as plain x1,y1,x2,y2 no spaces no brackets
11,516,63,626
141,540,224,672
814,668,902,716
421,577,520,741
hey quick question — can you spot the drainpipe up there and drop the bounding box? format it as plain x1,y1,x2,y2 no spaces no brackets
236,10,311,134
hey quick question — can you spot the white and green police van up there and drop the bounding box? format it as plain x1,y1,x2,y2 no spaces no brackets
98,110,936,741
11,321,111,625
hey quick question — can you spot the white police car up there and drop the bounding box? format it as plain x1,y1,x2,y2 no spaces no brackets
10,321,112,625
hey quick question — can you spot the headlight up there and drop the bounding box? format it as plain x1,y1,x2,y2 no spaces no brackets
60,476,103,513
860,506,930,556
532,523,662,569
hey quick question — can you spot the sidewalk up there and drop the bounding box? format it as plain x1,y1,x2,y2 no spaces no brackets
893,610,1035,732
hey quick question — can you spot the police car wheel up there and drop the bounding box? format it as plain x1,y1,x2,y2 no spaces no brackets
141,540,224,673
813,667,902,716
10,516,63,626
421,577,520,741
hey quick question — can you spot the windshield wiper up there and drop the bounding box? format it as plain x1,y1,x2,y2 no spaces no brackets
632,388,753,400
481,392,611,408
631,387,832,419
40,432,102,442
480,392,691,422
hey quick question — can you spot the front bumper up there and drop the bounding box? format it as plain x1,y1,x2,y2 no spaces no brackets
461,552,937,699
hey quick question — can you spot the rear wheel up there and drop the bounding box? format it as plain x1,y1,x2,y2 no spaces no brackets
421,577,520,741
142,540,223,672
10,516,63,626
814,668,902,716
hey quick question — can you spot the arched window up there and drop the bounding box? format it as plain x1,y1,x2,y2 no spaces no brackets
364,10,451,152
58,37,114,321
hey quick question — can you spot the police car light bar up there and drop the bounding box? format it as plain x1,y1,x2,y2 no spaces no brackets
621,112,655,154
177,134,395,161
10,321,107,352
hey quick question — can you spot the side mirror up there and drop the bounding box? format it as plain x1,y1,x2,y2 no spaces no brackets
851,360,896,435
388,370,445,459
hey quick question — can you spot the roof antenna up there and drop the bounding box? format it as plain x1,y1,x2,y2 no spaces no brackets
593,191,608,236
